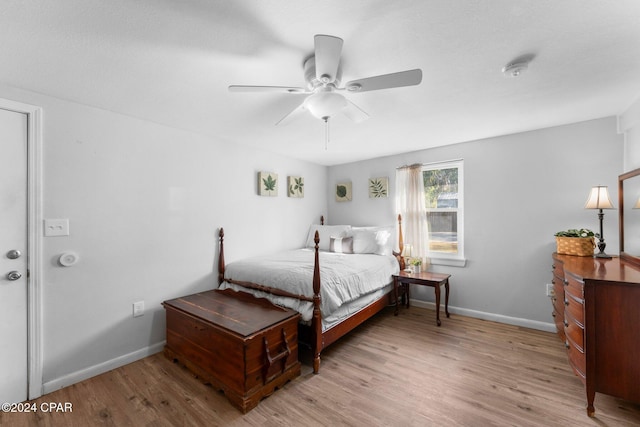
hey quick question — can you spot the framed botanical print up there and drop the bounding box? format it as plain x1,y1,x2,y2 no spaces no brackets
369,177,389,198
335,182,352,202
258,171,278,196
288,176,304,198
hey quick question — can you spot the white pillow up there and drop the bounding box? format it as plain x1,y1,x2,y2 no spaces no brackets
352,226,395,255
306,224,352,251
352,229,378,254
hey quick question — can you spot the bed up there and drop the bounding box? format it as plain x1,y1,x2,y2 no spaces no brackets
217,215,406,374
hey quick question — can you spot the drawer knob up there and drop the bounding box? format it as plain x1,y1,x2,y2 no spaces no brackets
564,320,569,327
564,299,569,306
565,341,570,349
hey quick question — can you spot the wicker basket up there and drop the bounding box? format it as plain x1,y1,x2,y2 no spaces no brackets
555,236,595,256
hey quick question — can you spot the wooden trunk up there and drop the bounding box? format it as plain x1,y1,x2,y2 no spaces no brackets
163,289,301,413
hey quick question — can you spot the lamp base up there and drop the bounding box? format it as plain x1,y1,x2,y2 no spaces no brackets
595,239,611,259
594,252,612,259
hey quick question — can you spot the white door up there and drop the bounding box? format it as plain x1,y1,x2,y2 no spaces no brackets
0,108,28,403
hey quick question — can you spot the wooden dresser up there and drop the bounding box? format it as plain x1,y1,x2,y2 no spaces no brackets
551,253,640,416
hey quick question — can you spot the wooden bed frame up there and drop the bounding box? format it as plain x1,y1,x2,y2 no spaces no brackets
218,215,405,374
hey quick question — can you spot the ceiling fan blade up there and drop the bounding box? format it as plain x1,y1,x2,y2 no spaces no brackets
229,85,307,93
314,35,343,83
342,100,369,123
345,69,422,93
275,102,307,126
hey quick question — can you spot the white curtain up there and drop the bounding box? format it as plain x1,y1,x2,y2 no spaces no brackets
396,164,429,263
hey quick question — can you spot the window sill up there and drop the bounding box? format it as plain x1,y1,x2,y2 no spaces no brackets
429,257,467,268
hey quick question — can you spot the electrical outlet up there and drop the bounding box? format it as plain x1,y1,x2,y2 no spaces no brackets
546,283,555,297
133,301,145,318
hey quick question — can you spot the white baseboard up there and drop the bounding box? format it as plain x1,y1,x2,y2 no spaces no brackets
409,299,557,333
42,341,166,395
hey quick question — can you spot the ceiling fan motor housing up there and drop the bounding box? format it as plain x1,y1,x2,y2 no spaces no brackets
304,56,342,91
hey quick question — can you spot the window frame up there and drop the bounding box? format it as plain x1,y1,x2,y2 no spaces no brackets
422,159,466,267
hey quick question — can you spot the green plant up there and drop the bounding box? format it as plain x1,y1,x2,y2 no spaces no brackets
409,257,422,266
554,228,596,238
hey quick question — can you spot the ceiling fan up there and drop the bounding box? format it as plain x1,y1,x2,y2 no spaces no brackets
229,34,423,126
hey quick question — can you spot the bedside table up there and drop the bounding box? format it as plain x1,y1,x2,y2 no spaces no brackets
393,270,450,326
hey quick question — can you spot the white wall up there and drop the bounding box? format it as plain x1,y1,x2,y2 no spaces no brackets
0,84,327,394
328,117,623,330
619,95,640,172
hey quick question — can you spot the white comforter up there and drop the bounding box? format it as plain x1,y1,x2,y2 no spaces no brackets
218,249,399,322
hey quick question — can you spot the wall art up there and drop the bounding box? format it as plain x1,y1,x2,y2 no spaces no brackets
369,177,389,198
287,176,304,198
258,171,278,196
335,182,352,202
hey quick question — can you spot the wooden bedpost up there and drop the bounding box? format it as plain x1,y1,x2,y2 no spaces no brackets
218,228,225,285
392,214,405,271
312,230,322,374
320,215,324,225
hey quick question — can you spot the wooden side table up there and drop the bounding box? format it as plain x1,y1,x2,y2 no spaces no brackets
393,270,451,326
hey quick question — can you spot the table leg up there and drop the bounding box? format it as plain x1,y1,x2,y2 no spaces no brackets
405,283,410,308
435,282,441,327
394,276,399,316
444,279,450,318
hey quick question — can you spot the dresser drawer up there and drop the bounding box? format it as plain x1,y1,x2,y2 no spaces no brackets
564,311,584,352
552,294,564,316
565,272,584,298
552,262,565,281
564,287,584,324
552,277,565,300
566,336,586,380
552,309,566,341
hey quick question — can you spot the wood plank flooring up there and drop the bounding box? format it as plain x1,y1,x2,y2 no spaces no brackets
3,306,640,426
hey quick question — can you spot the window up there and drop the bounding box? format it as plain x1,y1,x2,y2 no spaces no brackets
423,160,465,266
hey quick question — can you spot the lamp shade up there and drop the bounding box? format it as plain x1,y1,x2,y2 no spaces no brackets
304,91,347,120
584,185,614,209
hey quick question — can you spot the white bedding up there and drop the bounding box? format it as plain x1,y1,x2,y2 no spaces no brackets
218,248,399,324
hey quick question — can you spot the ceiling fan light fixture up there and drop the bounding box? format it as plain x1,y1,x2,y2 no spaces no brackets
304,91,347,120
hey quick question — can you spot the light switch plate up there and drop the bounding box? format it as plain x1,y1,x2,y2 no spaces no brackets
44,219,70,236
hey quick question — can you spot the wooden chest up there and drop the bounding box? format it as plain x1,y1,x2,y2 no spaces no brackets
163,288,301,413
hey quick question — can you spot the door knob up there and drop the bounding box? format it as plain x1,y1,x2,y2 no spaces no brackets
6,271,22,281
6,250,21,259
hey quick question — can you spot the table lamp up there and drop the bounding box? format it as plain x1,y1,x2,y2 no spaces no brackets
584,185,614,258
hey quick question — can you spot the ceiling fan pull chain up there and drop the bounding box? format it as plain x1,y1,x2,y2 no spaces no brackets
324,117,330,150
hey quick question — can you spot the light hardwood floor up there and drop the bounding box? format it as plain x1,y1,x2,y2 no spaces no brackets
3,306,640,426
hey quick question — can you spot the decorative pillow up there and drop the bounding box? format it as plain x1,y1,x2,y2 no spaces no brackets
306,224,352,251
330,236,354,254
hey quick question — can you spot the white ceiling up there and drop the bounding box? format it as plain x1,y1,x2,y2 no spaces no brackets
2,0,640,166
